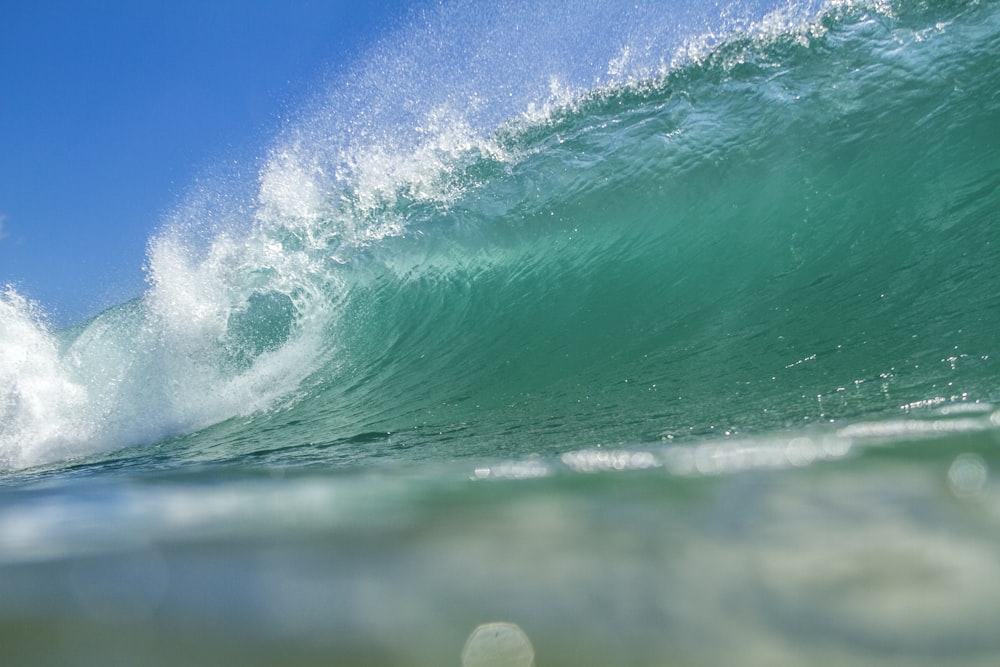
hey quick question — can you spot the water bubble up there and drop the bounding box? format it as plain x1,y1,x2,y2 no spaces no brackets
784,437,817,467
462,622,534,667
947,453,988,501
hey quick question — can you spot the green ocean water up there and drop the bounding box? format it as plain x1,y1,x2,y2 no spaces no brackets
2,0,1000,664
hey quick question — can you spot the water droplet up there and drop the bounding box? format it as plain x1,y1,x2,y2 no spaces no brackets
947,453,988,501
462,622,534,667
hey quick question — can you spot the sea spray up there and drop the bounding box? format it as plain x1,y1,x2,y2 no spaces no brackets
0,289,91,467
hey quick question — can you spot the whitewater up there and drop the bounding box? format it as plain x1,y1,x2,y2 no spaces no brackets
2,0,999,665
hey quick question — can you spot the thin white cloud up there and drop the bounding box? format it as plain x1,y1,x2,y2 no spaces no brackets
0,213,8,241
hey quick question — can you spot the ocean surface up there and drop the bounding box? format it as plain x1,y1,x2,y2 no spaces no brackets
2,0,1000,664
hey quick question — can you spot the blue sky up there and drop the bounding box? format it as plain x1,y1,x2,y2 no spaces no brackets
1,0,407,326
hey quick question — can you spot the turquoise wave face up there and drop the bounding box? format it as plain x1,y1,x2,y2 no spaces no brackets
235,0,1000,464
1,0,998,469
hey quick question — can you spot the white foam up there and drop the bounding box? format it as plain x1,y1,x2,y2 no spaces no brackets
0,288,93,468
0,213,332,469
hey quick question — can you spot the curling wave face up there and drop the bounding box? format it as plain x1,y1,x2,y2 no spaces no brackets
1,0,998,469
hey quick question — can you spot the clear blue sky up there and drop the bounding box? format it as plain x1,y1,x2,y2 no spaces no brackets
1,0,407,326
